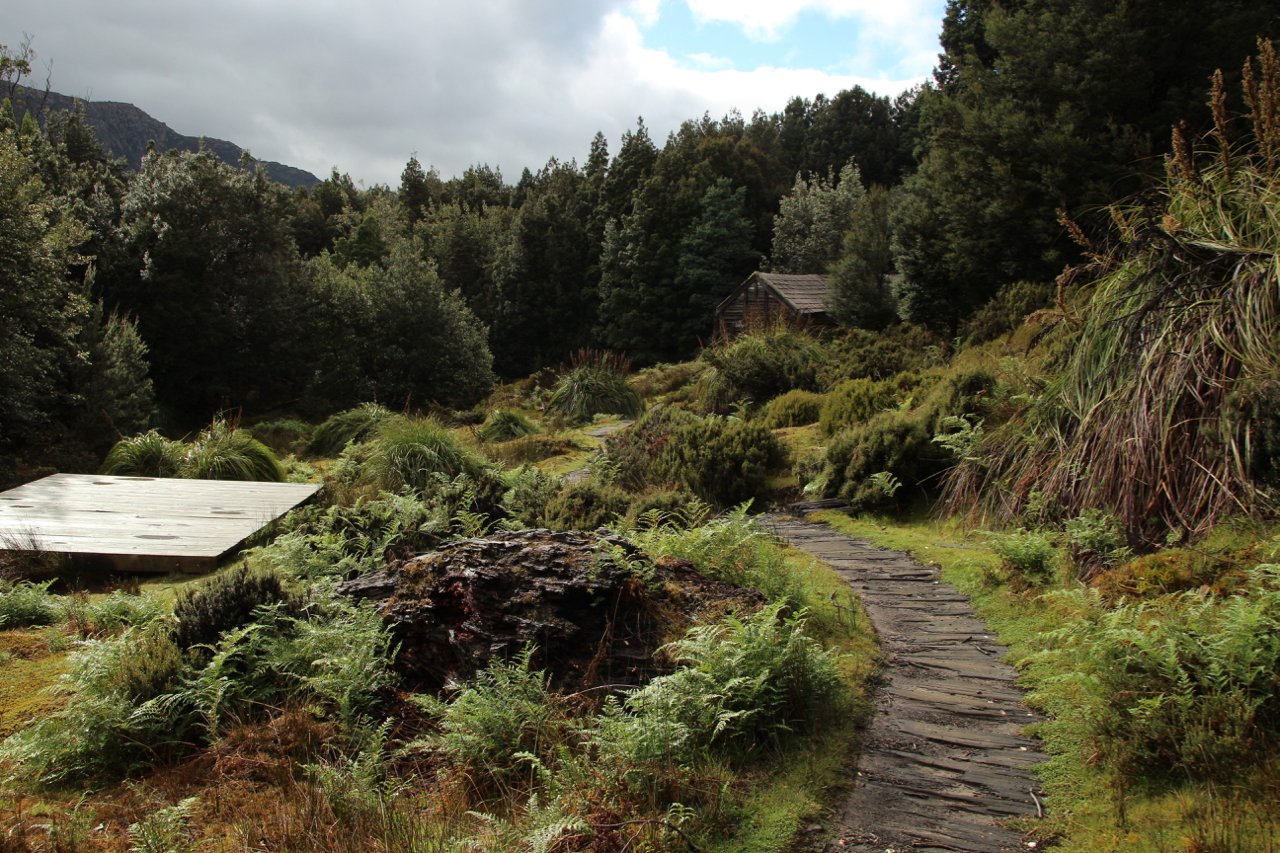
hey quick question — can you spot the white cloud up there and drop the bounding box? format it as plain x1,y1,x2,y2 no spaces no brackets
683,0,939,41
3,0,938,185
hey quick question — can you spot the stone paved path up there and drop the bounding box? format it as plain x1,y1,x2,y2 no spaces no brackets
768,515,1046,853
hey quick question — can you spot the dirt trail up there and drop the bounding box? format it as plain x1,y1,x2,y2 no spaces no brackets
768,515,1045,853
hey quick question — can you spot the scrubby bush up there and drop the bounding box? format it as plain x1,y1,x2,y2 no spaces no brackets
701,328,825,404
819,325,937,385
248,418,314,458
542,481,630,531
824,410,946,512
308,404,394,458
761,389,823,429
477,409,538,443
501,466,564,528
960,280,1055,345
171,565,298,652
605,405,701,490
650,417,784,508
819,378,901,436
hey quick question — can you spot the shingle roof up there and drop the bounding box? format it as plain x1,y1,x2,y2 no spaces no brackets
754,273,830,314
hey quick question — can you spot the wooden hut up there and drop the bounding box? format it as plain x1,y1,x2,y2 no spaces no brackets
714,272,833,338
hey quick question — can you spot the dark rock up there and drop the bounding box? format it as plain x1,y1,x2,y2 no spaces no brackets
338,528,760,692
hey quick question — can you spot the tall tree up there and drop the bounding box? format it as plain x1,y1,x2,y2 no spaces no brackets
770,161,864,274
827,185,896,329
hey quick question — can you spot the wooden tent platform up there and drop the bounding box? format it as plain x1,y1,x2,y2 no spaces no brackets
0,473,320,573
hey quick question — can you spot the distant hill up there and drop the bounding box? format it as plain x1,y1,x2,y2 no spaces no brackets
8,84,321,188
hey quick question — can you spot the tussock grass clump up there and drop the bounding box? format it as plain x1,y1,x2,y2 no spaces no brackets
99,430,184,477
547,349,643,423
100,421,286,482
945,44,1280,546
307,403,394,458
365,416,489,494
761,389,823,428
476,408,538,442
183,420,286,482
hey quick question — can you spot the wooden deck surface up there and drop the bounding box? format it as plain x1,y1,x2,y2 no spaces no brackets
0,473,320,572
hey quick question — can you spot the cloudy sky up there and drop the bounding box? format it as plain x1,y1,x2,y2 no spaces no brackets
6,0,946,186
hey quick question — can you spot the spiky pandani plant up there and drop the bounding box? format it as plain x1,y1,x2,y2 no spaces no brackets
944,40,1280,549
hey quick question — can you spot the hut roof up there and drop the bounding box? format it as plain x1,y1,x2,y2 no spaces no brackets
715,272,831,316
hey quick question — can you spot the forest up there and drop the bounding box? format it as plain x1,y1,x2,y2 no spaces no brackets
2,1,1280,851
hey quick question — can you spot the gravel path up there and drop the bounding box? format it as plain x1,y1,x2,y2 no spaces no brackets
768,515,1046,853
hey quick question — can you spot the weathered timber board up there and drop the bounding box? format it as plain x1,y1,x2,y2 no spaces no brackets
0,473,319,572
767,516,1046,853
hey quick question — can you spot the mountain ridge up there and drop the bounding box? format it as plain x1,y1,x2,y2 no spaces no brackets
8,84,321,188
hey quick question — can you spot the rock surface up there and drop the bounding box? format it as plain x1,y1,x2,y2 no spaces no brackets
338,528,759,692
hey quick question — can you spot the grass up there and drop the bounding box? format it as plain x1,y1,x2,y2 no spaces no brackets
0,630,70,739
815,508,1280,852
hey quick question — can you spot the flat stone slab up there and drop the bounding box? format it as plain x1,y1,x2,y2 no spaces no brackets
768,516,1046,853
0,473,319,573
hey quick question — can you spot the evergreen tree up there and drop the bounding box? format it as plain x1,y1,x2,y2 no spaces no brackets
828,185,896,330
770,161,864,274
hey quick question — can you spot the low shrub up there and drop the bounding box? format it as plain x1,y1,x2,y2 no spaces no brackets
308,404,394,458
248,418,314,457
701,328,825,404
819,378,901,436
988,528,1060,585
762,390,823,429
171,565,298,652
604,405,701,490
0,578,59,628
485,435,576,466
650,416,784,508
477,409,538,443
960,280,1055,345
1093,548,1251,603
501,466,564,528
542,481,630,531
819,325,937,385
823,410,947,512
